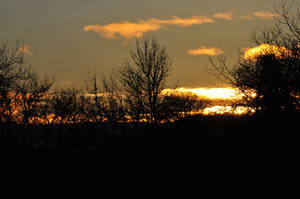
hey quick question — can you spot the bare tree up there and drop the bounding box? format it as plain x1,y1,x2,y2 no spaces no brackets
85,70,109,123
118,37,172,123
39,95,57,126
102,72,126,123
251,0,300,48
0,43,55,124
50,87,82,124
85,70,126,123
0,43,25,123
209,1,300,114
14,66,54,125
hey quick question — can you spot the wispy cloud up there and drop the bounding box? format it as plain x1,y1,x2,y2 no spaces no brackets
213,11,234,20
253,11,278,19
163,16,215,26
84,16,215,40
84,21,161,40
240,15,255,20
187,46,224,56
241,11,278,21
18,44,33,56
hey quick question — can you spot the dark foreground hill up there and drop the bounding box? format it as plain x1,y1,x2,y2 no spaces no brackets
1,113,300,194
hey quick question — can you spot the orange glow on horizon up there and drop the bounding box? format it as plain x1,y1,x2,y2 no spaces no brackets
162,87,255,115
202,105,254,115
1,87,252,124
163,87,243,100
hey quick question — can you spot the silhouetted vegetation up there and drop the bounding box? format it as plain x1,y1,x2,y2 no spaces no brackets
0,43,54,124
0,43,25,123
117,37,173,124
209,1,300,114
1,2,300,193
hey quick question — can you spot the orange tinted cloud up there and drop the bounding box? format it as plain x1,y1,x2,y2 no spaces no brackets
241,11,278,21
84,21,161,39
165,16,215,26
84,16,215,39
213,11,234,20
162,87,243,100
18,44,32,56
187,46,224,56
241,15,255,20
243,44,291,60
253,11,278,19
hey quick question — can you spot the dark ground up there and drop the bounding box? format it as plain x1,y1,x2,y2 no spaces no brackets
1,113,300,196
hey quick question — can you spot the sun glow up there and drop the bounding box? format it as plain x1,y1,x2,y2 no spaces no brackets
202,105,254,115
1,87,251,125
162,87,253,115
172,87,243,100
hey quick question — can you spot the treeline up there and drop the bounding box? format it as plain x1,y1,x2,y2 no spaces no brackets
0,39,211,126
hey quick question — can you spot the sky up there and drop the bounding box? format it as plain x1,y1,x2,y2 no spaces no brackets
0,0,284,88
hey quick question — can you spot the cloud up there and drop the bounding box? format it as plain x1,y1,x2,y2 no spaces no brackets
213,11,234,20
18,44,32,56
187,46,224,56
163,87,243,100
240,11,279,21
84,16,215,40
84,21,161,40
164,16,215,26
240,15,255,20
253,11,278,19
243,44,291,60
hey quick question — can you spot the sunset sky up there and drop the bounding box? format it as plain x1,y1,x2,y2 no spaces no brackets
0,0,284,88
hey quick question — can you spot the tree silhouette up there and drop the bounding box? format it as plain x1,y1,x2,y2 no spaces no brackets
50,87,83,124
0,43,54,124
14,66,54,125
209,1,300,114
118,37,172,123
102,72,126,123
85,70,126,123
0,43,25,123
85,71,107,123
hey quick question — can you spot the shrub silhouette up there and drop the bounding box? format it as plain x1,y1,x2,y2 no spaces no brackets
159,91,210,121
